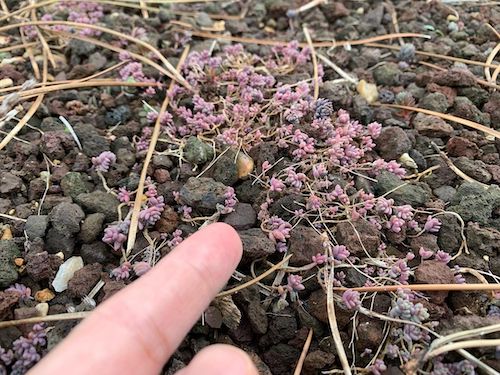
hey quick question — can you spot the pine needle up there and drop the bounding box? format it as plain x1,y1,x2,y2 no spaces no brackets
332,283,500,293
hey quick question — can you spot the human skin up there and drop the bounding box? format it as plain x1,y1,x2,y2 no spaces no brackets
31,223,258,375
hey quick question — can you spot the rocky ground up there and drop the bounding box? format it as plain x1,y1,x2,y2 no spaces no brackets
0,1,500,374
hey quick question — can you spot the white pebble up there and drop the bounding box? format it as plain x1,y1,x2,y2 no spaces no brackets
52,256,84,292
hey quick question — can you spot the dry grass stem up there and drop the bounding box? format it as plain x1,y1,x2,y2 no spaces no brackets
217,255,293,298
327,265,352,375
126,47,189,258
303,26,319,100
333,283,500,293
375,103,500,139
0,312,90,329
293,328,314,375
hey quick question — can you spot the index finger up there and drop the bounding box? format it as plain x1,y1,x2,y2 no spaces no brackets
32,223,242,374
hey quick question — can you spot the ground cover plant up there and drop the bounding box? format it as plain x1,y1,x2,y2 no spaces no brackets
0,0,499,374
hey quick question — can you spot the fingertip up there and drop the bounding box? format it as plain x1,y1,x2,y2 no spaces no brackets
188,222,243,267
177,344,258,375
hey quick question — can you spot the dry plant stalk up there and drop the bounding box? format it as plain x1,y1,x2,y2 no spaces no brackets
303,26,319,100
0,311,90,329
376,103,500,139
327,265,352,375
293,328,313,375
126,47,190,258
217,255,293,298
185,30,430,48
333,283,500,293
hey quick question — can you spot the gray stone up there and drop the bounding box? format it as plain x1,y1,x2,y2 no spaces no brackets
466,223,500,257
0,240,21,287
45,228,76,258
179,177,227,212
374,171,430,206
449,182,500,227
68,39,96,56
239,228,275,264
223,203,256,230
79,213,106,243
433,186,456,203
80,241,115,265
453,157,492,183
76,191,120,222
25,215,49,239
0,172,23,194
211,153,238,186
183,137,214,166
73,123,110,157
375,127,412,160
49,202,85,234
61,172,90,200
419,92,450,113
412,113,454,138
373,63,401,86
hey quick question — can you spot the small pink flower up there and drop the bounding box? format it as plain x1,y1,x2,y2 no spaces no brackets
419,247,434,259
342,290,360,309
269,177,285,192
332,245,349,261
133,261,151,276
111,262,131,280
118,187,131,203
424,216,441,233
312,253,328,265
386,216,405,233
435,250,451,263
286,274,305,292
92,151,116,172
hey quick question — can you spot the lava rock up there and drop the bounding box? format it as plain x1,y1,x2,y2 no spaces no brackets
412,113,454,138
433,186,456,203
375,127,412,160
0,172,24,194
45,228,76,258
73,123,110,157
0,291,19,320
419,92,450,113
288,226,324,266
449,182,500,227
210,153,239,186
466,223,500,257
40,131,76,160
24,215,49,240
0,240,21,287
67,263,102,297
437,215,462,253
179,177,227,212
154,205,178,234
49,202,85,234
79,213,106,243
25,251,61,282
446,136,480,158
374,171,430,206
354,316,385,352
223,203,257,230
239,228,275,264
80,241,115,265
183,136,214,165
452,96,489,125
373,63,401,86
104,105,131,126
61,172,90,200
453,157,492,183
304,350,336,373
432,68,477,87
76,191,120,222
262,344,300,375
415,260,455,303
335,219,381,256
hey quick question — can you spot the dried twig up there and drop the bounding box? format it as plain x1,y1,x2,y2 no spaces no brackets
0,312,90,329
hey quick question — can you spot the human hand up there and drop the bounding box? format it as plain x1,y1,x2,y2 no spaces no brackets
31,223,258,375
